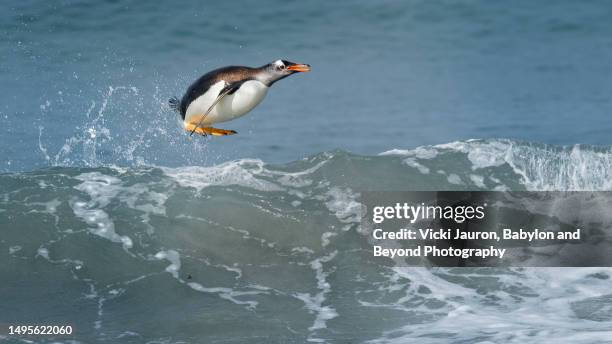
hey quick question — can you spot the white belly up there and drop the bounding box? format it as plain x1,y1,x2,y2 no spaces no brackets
184,80,268,126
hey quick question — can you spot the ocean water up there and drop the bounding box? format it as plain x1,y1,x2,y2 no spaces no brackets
3,1,612,343
4,0,612,171
4,141,612,343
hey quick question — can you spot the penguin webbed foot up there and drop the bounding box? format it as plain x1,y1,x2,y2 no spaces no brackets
184,123,237,137
206,127,237,136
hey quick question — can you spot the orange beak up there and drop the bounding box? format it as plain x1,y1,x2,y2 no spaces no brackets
287,63,311,72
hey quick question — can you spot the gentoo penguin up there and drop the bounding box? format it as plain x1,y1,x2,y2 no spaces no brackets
169,59,311,136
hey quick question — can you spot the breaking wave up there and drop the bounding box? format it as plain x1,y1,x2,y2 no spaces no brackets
3,139,612,343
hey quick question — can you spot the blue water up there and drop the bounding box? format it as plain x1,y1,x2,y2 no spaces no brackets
3,1,612,343
3,1,612,172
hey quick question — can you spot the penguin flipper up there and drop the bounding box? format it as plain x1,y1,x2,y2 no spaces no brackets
219,80,246,95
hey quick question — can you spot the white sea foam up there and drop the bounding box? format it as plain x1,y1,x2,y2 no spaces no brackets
324,187,361,225
381,147,438,174
36,247,50,260
403,158,430,174
470,174,486,188
162,160,282,192
28,198,62,226
368,267,612,344
446,173,463,185
294,251,339,340
292,246,315,255
120,182,168,234
438,140,612,191
266,159,328,188
153,249,262,309
187,282,260,309
380,146,438,160
71,172,133,249
320,232,337,247
154,250,181,279
382,139,612,191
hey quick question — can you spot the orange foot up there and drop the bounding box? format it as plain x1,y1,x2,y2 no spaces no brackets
184,123,237,136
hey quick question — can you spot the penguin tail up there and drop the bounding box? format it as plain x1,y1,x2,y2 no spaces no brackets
168,96,181,113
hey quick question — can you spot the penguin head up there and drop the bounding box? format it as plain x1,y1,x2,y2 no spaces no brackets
258,59,310,86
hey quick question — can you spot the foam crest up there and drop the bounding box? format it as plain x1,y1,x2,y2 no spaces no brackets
439,140,612,190
162,159,283,192
383,139,612,191
506,144,612,191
